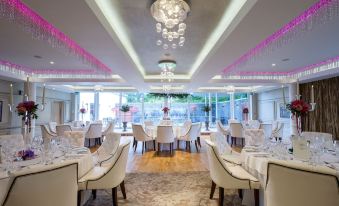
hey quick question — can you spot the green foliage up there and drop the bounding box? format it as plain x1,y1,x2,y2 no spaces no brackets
120,104,130,113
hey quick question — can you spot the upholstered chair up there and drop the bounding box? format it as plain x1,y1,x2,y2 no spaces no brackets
156,125,175,154
244,129,265,146
265,160,339,206
301,131,333,142
205,140,260,206
247,120,260,129
92,132,121,165
0,134,25,148
228,119,239,124
216,120,230,142
56,124,72,137
177,123,201,152
78,141,131,206
271,122,284,141
132,124,156,154
85,123,103,147
259,123,272,139
48,121,57,134
64,131,85,147
2,162,78,206
230,123,245,147
159,120,173,126
102,122,115,138
181,119,192,134
40,125,57,142
210,132,241,165
144,120,154,128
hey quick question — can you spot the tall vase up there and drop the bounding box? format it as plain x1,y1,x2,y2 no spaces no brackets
292,115,302,136
22,116,32,148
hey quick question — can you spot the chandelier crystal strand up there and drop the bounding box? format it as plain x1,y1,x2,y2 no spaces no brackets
151,0,190,49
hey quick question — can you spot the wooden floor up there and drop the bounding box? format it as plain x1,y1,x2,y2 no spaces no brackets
91,135,242,173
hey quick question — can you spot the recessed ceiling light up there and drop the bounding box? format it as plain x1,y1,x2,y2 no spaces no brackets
282,58,290,62
272,63,276,67
50,61,55,64
33,55,42,59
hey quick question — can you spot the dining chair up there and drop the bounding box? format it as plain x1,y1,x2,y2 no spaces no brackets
247,120,260,129
196,122,202,147
265,160,339,206
159,120,173,126
156,125,175,154
40,125,57,142
48,121,57,134
132,124,155,154
144,120,154,128
271,122,284,141
102,122,115,138
182,119,192,132
92,132,121,165
2,162,78,206
216,120,229,142
210,132,241,165
64,131,85,147
205,140,260,206
228,119,239,124
230,123,245,147
85,123,103,147
259,123,273,139
78,141,131,206
244,129,265,146
301,131,333,142
56,124,72,137
177,122,201,152
0,134,25,148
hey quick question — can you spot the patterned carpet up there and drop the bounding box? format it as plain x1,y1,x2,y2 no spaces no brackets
85,171,243,206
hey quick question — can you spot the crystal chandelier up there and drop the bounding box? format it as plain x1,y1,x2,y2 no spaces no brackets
162,85,172,92
151,0,190,49
158,60,176,82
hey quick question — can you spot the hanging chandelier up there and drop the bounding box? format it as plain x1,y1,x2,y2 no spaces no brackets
158,60,176,82
151,0,190,49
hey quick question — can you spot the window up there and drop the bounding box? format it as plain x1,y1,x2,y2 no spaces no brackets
98,92,120,125
79,92,95,121
234,93,249,121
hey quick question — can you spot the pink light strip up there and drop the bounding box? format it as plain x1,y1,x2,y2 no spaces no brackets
0,59,96,75
3,0,111,74
222,0,334,74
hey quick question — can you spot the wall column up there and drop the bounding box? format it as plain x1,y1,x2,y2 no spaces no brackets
289,83,298,135
141,94,145,123
208,93,212,123
230,92,235,119
249,93,258,120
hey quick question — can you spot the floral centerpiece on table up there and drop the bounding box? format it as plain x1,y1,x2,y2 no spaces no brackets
202,105,211,131
242,107,249,121
162,106,170,114
16,101,39,132
17,149,35,160
79,108,87,121
120,104,130,131
286,99,310,134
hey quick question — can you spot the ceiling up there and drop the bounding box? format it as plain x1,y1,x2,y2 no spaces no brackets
0,0,338,93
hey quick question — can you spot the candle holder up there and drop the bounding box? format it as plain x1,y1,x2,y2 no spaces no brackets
8,104,14,112
295,94,301,100
309,103,316,112
39,103,46,111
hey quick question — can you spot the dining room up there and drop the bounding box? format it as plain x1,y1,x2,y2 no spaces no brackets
0,0,338,206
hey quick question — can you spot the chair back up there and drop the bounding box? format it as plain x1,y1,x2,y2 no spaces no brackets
64,131,85,147
85,124,103,139
102,122,115,136
56,124,72,137
159,120,172,126
96,132,121,164
265,161,339,206
157,126,175,143
230,123,243,138
301,131,333,142
216,120,227,134
228,119,239,124
247,120,260,129
40,125,56,141
187,123,201,141
144,120,154,127
86,141,131,189
210,132,232,155
0,134,24,148
205,139,252,189
259,123,272,139
2,162,78,206
244,129,265,146
272,122,284,139
48,122,57,133
183,119,192,129
132,124,152,141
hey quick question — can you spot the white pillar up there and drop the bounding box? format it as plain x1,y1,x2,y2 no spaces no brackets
208,93,212,123
289,83,298,135
215,93,218,120
141,94,145,123
94,92,99,121
118,92,122,128
187,95,190,120
230,92,235,119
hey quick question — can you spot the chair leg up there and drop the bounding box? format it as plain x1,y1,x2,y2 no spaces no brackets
197,136,201,147
158,143,161,152
238,189,243,199
242,138,244,147
195,140,199,152
170,143,172,154
77,191,82,206
120,181,127,199
142,142,145,154
112,187,118,206
153,140,156,151
92,189,97,200
177,140,180,149
210,181,216,199
254,189,259,206
188,141,191,153
133,137,136,147
218,187,224,206
134,141,138,152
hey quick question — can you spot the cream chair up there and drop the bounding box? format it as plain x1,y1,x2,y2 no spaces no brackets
132,124,155,154
40,125,57,142
265,160,339,206
181,119,192,134
259,123,272,139
247,120,260,129
230,123,245,147
216,120,229,142
244,129,265,146
64,131,85,147
210,132,241,165
157,126,175,154
159,120,173,126
92,132,121,165
78,141,131,206
177,123,201,152
48,122,57,134
102,122,115,138
85,123,103,147
301,131,333,142
228,119,239,124
0,134,25,148
2,162,78,206
144,120,154,128
271,122,284,141
56,124,72,137
205,140,260,206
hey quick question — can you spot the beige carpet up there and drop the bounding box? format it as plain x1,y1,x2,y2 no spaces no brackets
85,171,243,206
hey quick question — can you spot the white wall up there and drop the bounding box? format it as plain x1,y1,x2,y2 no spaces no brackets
257,88,290,138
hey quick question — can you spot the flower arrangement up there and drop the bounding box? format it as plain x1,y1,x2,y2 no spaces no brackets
120,104,130,113
79,108,87,114
286,99,310,116
16,101,39,132
202,105,211,113
242,107,249,114
162,106,170,114
17,149,35,160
